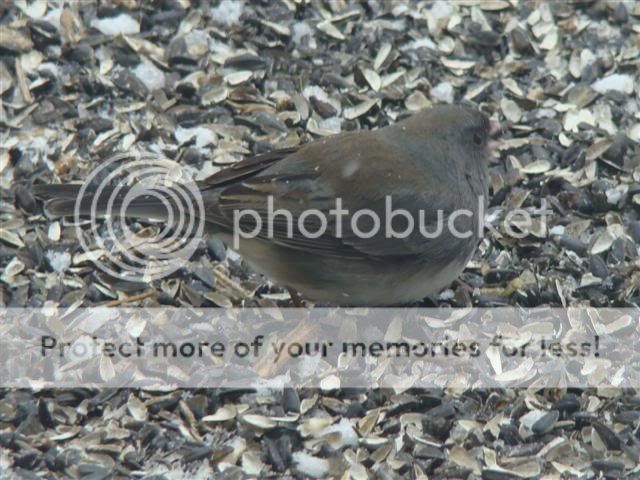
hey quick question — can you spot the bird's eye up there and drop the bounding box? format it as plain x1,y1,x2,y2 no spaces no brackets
473,131,484,146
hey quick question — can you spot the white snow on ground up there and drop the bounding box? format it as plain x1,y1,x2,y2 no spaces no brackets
591,74,635,94
292,452,329,478
292,21,313,44
133,59,166,91
175,126,217,149
431,81,454,103
91,13,140,36
302,85,330,103
211,0,244,26
46,250,71,273
321,418,358,448
401,37,436,51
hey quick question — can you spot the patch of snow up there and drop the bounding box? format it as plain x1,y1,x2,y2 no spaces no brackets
133,60,165,91
564,109,596,132
43,7,62,29
16,0,47,18
439,289,455,300
322,418,358,448
591,74,634,95
430,82,454,104
292,21,314,44
606,185,628,205
211,0,244,26
292,452,329,478
549,225,565,236
302,85,330,103
91,13,140,36
401,37,437,51
46,250,71,273
184,30,210,57
175,127,217,149
318,116,342,133
430,0,454,20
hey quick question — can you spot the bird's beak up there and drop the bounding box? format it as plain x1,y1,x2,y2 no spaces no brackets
488,119,502,156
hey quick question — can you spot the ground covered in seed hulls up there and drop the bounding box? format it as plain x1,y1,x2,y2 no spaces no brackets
1,0,640,478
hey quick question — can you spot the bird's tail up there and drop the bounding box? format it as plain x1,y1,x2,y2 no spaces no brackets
32,183,177,220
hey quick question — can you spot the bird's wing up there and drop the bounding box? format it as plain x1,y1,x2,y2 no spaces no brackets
213,170,361,257
207,134,469,260
199,146,300,188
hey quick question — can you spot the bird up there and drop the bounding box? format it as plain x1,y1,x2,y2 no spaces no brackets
33,104,496,306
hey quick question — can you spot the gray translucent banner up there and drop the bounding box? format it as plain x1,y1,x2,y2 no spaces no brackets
0,308,637,389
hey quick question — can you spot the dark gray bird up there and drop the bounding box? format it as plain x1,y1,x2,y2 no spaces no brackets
33,105,495,306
